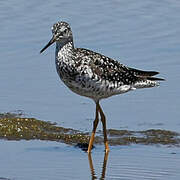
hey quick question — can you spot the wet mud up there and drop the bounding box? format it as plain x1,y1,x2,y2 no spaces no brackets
0,112,180,146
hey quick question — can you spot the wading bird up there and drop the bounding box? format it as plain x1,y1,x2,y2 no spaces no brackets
40,21,164,153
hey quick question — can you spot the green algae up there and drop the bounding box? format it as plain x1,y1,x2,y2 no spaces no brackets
0,112,180,146
0,112,89,144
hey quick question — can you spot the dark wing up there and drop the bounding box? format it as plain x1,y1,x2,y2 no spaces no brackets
75,48,138,85
75,48,164,84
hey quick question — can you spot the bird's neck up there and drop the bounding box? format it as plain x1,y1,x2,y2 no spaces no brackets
55,39,75,66
55,39,74,55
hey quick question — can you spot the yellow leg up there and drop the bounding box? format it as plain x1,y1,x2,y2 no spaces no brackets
97,102,110,153
88,103,99,153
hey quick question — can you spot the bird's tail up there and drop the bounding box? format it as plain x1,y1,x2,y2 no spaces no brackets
129,68,164,80
129,67,165,89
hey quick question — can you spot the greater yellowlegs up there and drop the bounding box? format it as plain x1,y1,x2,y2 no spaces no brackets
40,21,164,153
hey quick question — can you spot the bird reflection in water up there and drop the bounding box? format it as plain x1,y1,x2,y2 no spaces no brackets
88,152,109,180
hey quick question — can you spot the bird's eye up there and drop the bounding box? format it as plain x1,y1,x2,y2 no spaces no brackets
64,29,67,34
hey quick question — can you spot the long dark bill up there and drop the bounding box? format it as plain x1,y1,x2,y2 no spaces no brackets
40,36,55,53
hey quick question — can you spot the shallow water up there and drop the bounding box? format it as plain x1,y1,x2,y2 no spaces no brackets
0,141,180,180
0,0,180,179
0,0,180,131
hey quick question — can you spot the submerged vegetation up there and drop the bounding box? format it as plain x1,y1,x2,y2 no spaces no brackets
0,112,180,146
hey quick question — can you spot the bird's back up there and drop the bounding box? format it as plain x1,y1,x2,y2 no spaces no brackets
56,47,163,101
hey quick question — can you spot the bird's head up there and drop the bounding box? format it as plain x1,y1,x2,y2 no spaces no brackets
40,21,73,53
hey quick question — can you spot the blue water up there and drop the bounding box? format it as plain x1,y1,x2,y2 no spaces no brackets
0,140,180,180
0,0,180,179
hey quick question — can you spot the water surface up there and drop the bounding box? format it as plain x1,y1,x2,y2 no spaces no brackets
0,141,180,180
0,0,180,179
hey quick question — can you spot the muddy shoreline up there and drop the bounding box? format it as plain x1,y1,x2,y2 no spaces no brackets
0,112,179,146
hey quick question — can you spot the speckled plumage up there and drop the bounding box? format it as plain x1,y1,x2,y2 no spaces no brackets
48,22,163,102
40,21,164,152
